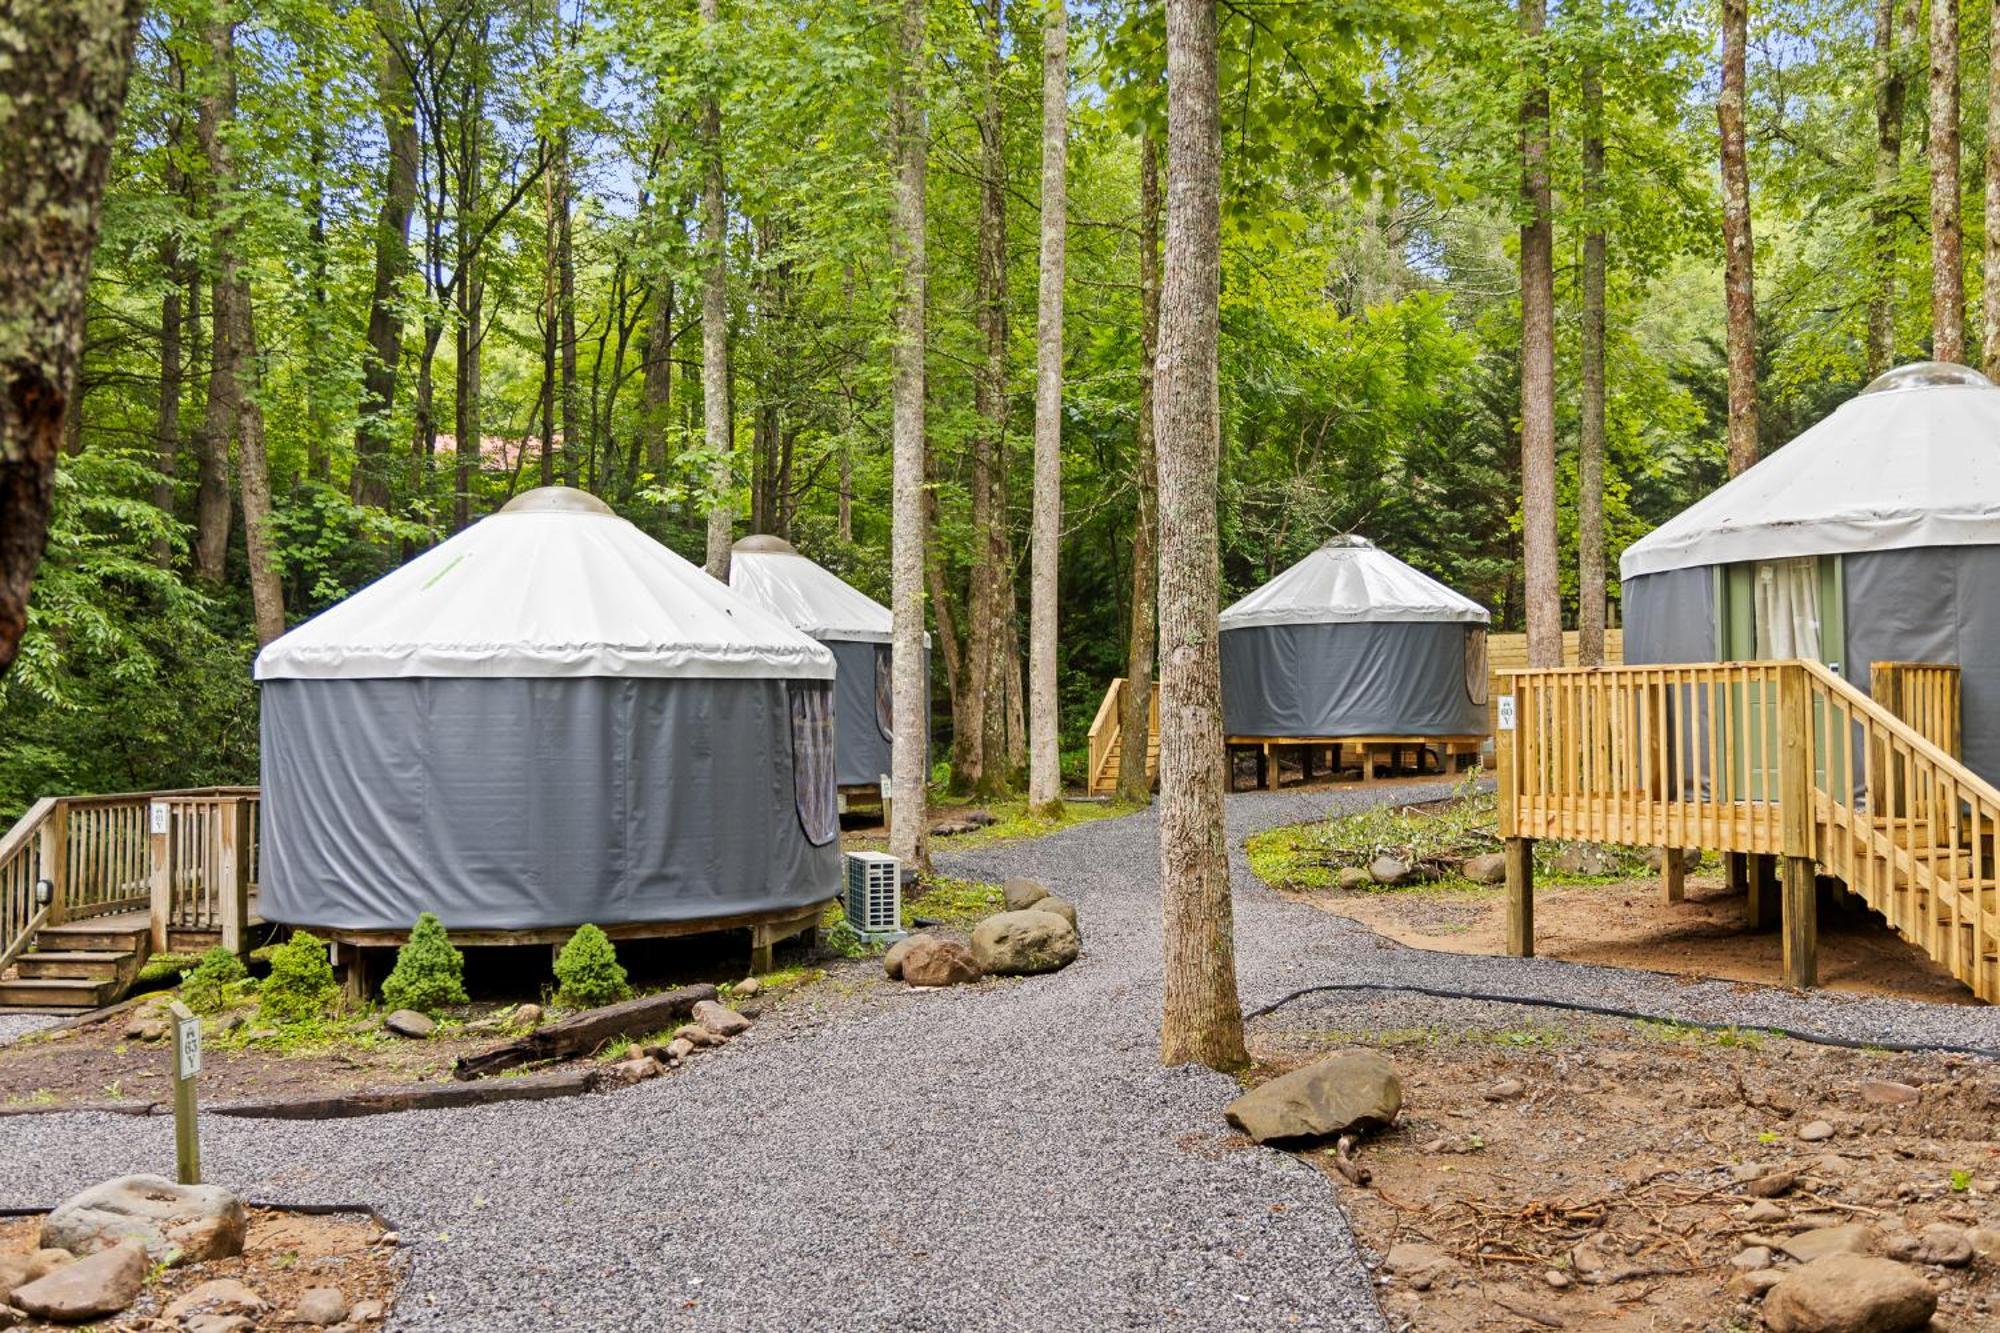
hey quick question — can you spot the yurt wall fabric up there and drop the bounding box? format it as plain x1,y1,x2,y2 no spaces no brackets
826,637,893,787
1621,568,1716,666
1220,621,1487,737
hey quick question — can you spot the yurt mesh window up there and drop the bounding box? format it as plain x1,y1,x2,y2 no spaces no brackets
874,645,895,741
789,683,838,846
1464,627,1489,705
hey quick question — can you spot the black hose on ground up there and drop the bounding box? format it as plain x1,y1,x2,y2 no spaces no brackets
1245,981,2000,1061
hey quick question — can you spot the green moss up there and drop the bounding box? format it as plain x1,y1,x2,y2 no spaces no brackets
133,952,199,987
903,876,1002,929
380,913,469,1016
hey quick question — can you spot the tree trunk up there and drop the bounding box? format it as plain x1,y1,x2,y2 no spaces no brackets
1719,0,1759,476
153,150,186,569
453,52,486,532
888,0,930,870
1930,0,1964,362
1156,0,1246,1072
198,10,283,646
1027,0,1068,816
0,0,144,673
644,274,673,480
1117,130,1162,804
1577,52,1607,670
700,0,733,578
1986,0,2000,375
1519,0,1560,669
353,0,418,510
1869,0,1906,378
558,138,580,488
540,141,557,488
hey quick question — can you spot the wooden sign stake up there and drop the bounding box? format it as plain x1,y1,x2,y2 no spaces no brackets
170,1000,202,1185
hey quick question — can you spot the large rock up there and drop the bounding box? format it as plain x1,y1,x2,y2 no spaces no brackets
899,937,982,987
970,911,1080,976
1367,856,1410,886
1224,1050,1402,1146
10,1241,147,1322
1026,896,1078,929
1460,853,1507,884
1003,877,1051,912
1334,868,1375,891
1762,1256,1936,1333
1780,1224,1876,1264
41,1175,246,1265
691,1000,752,1038
383,1009,435,1039
0,1250,70,1299
883,935,928,980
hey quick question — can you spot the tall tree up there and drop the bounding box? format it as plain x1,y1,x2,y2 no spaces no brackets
1577,35,1607,669
1930,0,1964,362
154,111,189,569
1719,0,1759,475
888,0,930,869
0,0,145,674
1157,0,1245,1072
197,4,285,645
1117,129,1162,803
353,0,418,510
700,0,734,578
1985,0,2000,376
1028,0,1069,816
1869,0,1908,377
1518,0,1560,668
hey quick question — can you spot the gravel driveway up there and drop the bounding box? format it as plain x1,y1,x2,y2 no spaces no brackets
5,781,1997,1331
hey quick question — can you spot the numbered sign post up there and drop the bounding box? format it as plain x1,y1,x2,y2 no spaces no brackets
879,773,893,831
170,1000,202,1185
1495,694,1516,732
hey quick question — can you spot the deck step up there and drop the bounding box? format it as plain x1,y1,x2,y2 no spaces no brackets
31,923,149,953
14,950,131,981
0,975,119,1009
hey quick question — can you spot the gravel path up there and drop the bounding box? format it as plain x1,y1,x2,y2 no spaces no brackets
3,781,1996,1331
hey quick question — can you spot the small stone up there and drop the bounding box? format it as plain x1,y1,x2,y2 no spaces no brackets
1748,1170,1800,1198
1368,856,1411,886
1779,1223,1874,1264
1002,877,1050,911
735,977,763,998
1731,1246,1773,1271
691,1000,751,1038
0,1307,25,1331
1731,1269,1786,1299
1570,1238,1611,1276
1859,1080,1921,1107
1481,1077,1525,1102
882,934,928,980
1382,1242,1452,1291
295,1286,349,1326
666,1037,695,1062
351,1298,387,1323
607,1055,663,1084
1811,1152,1853,1178
1334,868,1375,891
1460,852,1507,884
898,937,982,987
1912,1223,1974,1267
185,1317,256,1333
1967,1228,2000,1260
123,1018,167,1042
1798,1119,1836,1142
382,1009,435,1039
512,1003,542,1028
1762,1255,1935,1333
41,1174,246,1264
1026,896,1078,929
165,1278,267,1322
1543,1269,1571,1290
672,1024,724,1048
1744,1200,1789,1224
10,1241,146,1322
1731,1161,1775,1183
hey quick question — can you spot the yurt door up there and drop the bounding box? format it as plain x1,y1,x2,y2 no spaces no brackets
1718,557,1848,799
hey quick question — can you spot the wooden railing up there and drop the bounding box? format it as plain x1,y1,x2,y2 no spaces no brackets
1870,661,1962,758
1497,660,1999,1002
0,787,260,967
1085,678,1159,796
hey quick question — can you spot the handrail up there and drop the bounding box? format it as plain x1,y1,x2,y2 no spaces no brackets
0,798,59,976
1086,678,1128,793
1869,661,1961,758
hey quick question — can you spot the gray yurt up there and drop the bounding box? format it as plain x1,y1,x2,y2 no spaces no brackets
1621,360,2000,782
729,535,925,790
1219,536,1491,740
253,487,841,932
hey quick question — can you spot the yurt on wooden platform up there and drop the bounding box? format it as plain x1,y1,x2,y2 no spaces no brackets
254,487,841,935
1220,536,1492,743
1622,361,2000,782
729,534,927,791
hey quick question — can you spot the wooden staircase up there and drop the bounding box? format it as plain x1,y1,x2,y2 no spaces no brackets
1499,658,2000,1003
0,918,152,1011
1085,678,1160,796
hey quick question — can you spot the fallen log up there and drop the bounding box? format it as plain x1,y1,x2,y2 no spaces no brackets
212,1068,602,1120
451,983,717,1081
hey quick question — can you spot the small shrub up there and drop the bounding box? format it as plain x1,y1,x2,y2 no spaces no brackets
379,912,469,1016
179,946,249,1014
257,930,340,1025
553,924,627,1008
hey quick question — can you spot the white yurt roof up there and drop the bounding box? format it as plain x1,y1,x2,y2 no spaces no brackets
1219,536,1490,629
728,535,895,644
1622,361,2000,580
255,488,835,681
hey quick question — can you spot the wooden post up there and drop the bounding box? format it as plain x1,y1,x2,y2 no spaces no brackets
38,800,68,926
1724,851,1748,895
1302,746,1317,783
1777,664,1818,989
148,799,172,954
217,797,251,955
169,1000,201,1185
1660,849,1685,904
1746,853,1780,930
1259,743,1273,790
1505,839,1535,956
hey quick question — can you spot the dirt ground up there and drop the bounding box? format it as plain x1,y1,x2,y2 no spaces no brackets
0,1206,402,1328
1247,997,2000,1332
1285,872,1979,1006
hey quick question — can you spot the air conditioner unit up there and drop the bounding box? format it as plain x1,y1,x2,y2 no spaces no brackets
843,851,906,943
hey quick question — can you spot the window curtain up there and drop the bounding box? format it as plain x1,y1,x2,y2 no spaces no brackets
789,683,838,846
874,645,895,742
1753,558,1821,659
1463,627,1489,705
